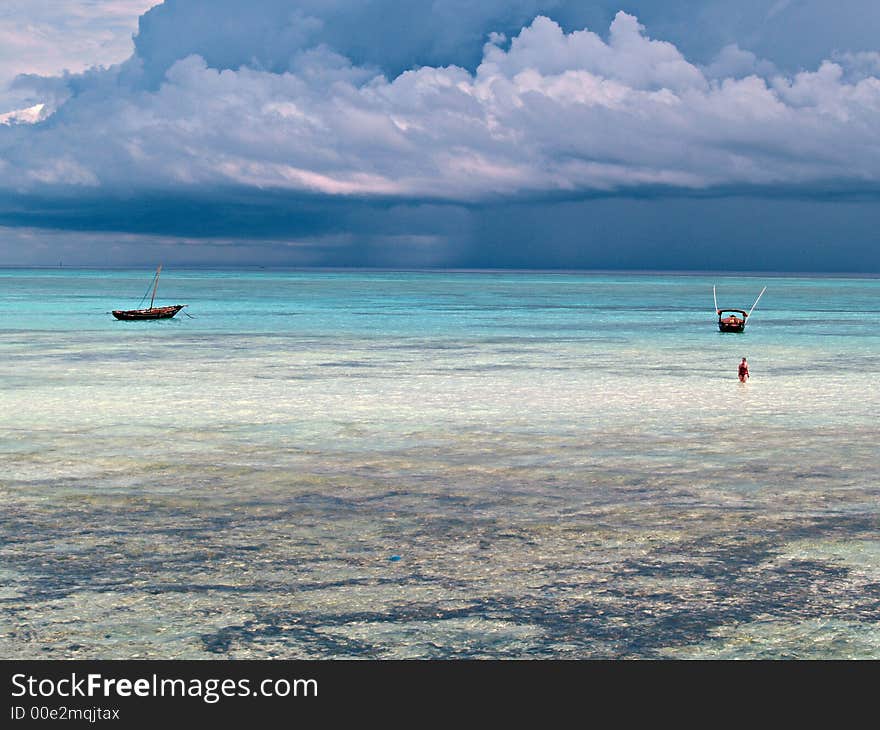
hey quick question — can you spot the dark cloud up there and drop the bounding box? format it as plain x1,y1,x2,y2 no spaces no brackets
129,1,581,85
128,1,880,81
3,193,879,272
2,1,880,269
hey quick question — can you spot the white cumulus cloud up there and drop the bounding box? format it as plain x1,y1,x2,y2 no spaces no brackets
3,11,880,201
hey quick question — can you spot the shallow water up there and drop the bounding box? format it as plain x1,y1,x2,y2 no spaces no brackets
1,269,878,658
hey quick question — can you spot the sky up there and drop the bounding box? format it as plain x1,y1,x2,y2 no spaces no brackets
1,1,879,270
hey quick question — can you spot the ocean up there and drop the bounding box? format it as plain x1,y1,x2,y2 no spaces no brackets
1,269,878,658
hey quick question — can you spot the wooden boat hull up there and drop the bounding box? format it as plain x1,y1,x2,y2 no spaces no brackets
112,305,184,321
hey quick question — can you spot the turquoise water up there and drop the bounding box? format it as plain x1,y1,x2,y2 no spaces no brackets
1,269,878,658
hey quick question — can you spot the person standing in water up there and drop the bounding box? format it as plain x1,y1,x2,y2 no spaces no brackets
738,357,750,383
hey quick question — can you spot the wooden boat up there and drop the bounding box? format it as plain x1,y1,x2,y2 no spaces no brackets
112,304,185,320
713,286,765,333
112,265,186,321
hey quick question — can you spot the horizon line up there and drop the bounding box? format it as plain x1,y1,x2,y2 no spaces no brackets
1,265,878,278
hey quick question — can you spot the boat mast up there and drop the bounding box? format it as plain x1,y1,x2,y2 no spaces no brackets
149,265,162,310
747,286,766,319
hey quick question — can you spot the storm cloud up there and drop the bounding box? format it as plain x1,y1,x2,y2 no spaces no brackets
1,1,880,269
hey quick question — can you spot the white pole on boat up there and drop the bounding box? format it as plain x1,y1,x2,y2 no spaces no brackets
713,285,718,314
747,286,766,319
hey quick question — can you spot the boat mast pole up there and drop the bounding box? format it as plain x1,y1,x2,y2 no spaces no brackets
747,286,766,319
149,265,162,310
